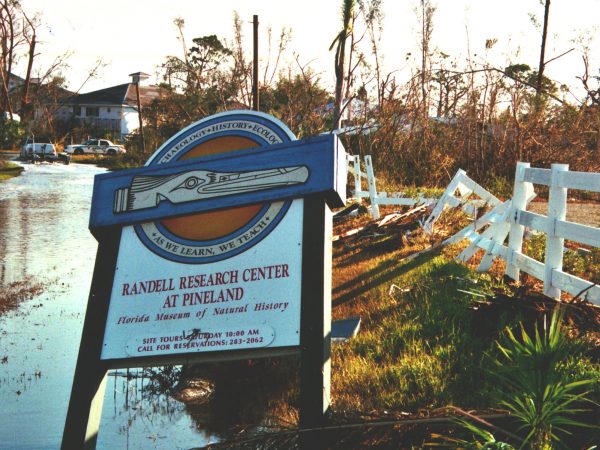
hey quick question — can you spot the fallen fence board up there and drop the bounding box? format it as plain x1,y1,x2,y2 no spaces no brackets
445,200,511,245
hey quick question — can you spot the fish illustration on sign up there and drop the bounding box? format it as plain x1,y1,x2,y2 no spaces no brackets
113,166,309,213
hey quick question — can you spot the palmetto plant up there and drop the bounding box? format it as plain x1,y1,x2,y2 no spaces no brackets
428,418,516,449
492,308,595,449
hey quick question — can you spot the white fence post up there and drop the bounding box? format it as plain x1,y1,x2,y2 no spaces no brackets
506,162,532,281
365,155,380,220
544,163,569,299
347,155,363,204
353,156,362,204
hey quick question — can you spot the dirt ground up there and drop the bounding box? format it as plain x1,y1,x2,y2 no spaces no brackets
528,201,600,228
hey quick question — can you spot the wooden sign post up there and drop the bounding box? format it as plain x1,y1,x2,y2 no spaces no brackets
61,111,345,449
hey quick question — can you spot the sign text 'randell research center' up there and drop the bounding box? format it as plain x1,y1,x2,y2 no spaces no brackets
89,111,345,361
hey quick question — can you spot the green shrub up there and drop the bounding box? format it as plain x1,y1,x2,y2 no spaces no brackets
487,174,513,200
523,234,591,279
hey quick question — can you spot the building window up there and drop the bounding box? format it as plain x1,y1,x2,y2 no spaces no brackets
107,107,111,113
73,105,81,116
86,106,99,117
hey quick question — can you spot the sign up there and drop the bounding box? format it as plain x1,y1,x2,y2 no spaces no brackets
101,111,309,360
62,110,344,448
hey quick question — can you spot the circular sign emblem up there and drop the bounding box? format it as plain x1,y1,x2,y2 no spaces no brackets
134,111,297,264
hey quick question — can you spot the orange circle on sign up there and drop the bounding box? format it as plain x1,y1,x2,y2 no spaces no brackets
160,136,263,241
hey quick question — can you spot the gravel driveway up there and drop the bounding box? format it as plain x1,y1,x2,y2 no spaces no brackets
528,201,600,228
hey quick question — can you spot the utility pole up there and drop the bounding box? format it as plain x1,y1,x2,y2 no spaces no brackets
252,14,259,111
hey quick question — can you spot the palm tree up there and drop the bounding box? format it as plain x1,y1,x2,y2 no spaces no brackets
330,0,355,131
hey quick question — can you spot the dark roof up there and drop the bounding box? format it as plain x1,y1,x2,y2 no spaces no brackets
68,83,162,107
124,84,162,107
9,73,26,83
69,83,129,105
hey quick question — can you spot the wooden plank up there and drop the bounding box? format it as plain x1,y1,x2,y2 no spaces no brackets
333,226,365,241
552,270,600,305
513,252,546,280
377,213,400,227
559,170,600,193
347,154,367,203
377,204,428,227
518,210,549,233
90,134,346,231
365,155,380,220
456,181,473,197
459,175,501,205
470,236,508,257
375,197,418,206
506,163,536,280
445,196,463,208
555,220,600,247
523,167,551,185
445,200,510,245
423,169,465,233
457,222,502,262
447,227,480,245
477,222,510,272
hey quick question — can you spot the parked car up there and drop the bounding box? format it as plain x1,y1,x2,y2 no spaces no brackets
64,139,126,156
20,136,58,161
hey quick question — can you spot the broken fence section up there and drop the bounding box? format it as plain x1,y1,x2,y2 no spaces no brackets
422,169,501,234
448,162,600,305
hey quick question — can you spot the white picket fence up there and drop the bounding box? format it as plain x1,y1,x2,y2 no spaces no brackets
450,162,600,305
346,154,434,219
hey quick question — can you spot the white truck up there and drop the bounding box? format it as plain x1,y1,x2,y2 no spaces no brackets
20,136,58,161
65,139,126,156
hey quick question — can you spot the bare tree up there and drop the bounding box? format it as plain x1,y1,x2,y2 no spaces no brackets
359,0,387,110
0,1,42,121
536,0,551,98
417,0,435,120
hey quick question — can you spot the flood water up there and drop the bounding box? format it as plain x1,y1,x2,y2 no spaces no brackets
0,162,216,449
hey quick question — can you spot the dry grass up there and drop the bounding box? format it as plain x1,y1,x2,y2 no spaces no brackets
329,205,599,415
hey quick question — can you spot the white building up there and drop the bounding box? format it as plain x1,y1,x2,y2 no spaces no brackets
59,72,161,138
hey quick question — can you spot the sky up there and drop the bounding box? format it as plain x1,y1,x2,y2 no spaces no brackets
17,0,600,102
